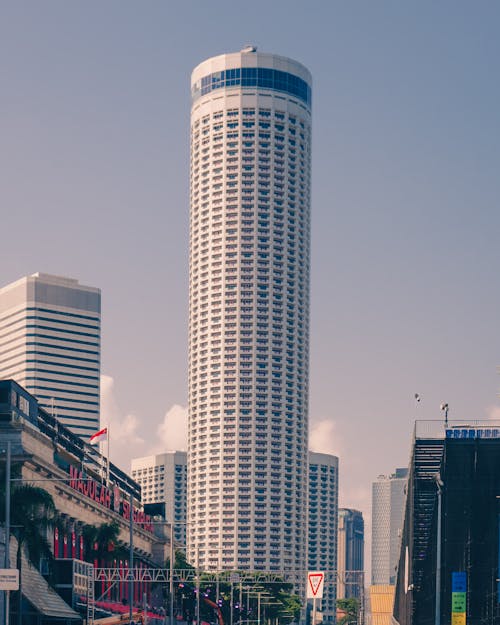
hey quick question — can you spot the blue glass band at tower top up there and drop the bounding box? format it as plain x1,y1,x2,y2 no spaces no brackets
192,67,312,107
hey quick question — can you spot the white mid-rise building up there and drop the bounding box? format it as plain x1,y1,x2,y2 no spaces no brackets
188,48,312,571
371,468,408,585
131,452,188,546
0,273,100,438
307,452,339,623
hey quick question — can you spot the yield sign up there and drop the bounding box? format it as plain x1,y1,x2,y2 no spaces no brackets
307,571,324,599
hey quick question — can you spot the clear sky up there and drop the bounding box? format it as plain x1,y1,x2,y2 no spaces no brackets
1,0,499,559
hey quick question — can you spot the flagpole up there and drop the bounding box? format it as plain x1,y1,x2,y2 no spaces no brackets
106,424,110,484
99,438,103,478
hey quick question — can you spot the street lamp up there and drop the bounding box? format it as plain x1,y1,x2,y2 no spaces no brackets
440,403,449,427
168,521,192,625
244,589,276,625
229,572,241,625
169,523,174,625
196,545,201,625
1,442,36,625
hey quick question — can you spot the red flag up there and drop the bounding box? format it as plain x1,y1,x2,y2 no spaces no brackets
89,427,107,445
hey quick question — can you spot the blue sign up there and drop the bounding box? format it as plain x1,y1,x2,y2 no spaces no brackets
446,428,500,439
452,572,467,593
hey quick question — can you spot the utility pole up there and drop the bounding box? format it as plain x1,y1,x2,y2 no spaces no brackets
170,523,174,625
435,474,444,625
4,441,11,625
196,546,200,625
129,492,134,625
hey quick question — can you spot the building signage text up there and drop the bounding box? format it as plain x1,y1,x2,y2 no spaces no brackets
68,465,153,532
0,569,19,590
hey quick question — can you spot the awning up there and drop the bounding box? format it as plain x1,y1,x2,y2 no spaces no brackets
20,550,81,621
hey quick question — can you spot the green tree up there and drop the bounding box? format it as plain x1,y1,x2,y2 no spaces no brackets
336,597,359,625
246,579,302,623
191,574,302,625
276,589,302,622
171,549,194,572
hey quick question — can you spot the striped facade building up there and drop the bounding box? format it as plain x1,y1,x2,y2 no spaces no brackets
0,273,100,438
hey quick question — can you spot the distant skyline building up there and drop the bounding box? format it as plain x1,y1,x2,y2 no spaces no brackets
0,273,101,438
337,508,364,599
308,452,338,623
131,451,188,546
188,47,312,571
371,468,408,585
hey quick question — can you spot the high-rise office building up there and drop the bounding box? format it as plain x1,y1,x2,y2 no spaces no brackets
307,452,338,623
337,508,364,599
188,48,312,571
131,451,188,546
371,468,408,585
0,273,100,438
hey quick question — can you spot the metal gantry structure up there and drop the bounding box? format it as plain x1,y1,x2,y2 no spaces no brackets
89,568,365,625
94,567,364,586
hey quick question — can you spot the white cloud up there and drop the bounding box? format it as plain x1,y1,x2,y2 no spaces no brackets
153,404,188,453
309,418,343,458
100,375,147,470
100,374,188,472
100,374,144,443
309,417,374,580
486,405,500,420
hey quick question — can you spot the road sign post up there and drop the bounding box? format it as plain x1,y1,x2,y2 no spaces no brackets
0,570,19,591
307,571,324,625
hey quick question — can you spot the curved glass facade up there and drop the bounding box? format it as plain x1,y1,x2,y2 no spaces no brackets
192,67,312,106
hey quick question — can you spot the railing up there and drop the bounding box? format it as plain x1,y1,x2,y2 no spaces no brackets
414,419,500,440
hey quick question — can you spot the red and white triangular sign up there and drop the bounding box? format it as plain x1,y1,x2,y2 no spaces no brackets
307,571,324,599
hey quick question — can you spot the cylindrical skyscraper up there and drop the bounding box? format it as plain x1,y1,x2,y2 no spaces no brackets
188,48,311,572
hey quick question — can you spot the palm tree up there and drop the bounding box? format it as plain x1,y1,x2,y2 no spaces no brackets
9,484,58,625
82,521,129,602
82,520,128,565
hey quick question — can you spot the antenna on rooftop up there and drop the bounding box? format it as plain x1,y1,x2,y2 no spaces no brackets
440,403,449,427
